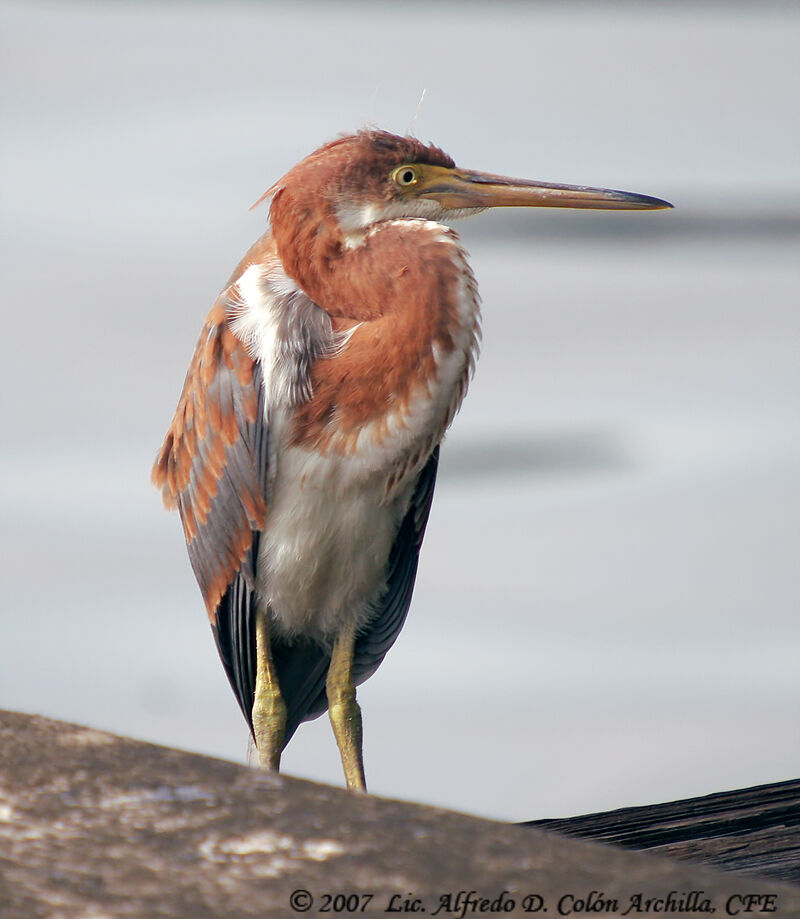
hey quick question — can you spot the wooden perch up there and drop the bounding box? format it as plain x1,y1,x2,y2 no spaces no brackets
1,710,798,917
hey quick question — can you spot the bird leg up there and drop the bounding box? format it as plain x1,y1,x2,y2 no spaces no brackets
327,624,367,792
252,606,286,772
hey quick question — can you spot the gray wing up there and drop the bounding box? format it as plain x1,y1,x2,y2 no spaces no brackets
152,303,271,731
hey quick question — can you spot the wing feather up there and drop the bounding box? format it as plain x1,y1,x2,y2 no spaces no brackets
152,305,268,619
353,447,440,684
153,296,272,726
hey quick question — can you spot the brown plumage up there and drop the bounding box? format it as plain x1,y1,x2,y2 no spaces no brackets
290,225,472,452
153,129,671,790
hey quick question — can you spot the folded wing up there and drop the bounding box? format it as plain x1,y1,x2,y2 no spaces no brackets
152,299,269,717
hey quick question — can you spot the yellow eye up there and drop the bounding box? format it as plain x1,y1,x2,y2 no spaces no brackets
392,165,420,188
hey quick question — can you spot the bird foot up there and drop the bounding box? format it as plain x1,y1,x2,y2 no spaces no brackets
252,687,286,772
329,692,367,792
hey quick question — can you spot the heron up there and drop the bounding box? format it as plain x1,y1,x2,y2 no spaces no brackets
153,129,670,792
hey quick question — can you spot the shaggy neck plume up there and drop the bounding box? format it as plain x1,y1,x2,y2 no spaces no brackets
272,186,415,323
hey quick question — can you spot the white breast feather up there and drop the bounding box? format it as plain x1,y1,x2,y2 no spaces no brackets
229,262,297,408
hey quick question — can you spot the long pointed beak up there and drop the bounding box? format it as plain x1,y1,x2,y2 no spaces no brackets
416,165,672,211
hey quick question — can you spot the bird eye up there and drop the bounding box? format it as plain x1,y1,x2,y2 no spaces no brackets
393,165,419,188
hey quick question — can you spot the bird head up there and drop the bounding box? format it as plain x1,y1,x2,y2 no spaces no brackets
258,129,671,243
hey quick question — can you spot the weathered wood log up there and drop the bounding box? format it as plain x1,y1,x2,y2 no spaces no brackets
1,710,797,918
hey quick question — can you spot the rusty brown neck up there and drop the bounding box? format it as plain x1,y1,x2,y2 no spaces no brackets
270,189,396,322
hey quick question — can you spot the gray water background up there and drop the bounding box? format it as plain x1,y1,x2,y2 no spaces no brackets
1,0,798,821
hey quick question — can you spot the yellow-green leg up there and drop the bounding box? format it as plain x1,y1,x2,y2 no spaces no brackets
327,624,367,792
252,606,286,772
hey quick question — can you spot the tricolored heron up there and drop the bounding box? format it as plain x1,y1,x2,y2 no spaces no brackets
153,130,671,791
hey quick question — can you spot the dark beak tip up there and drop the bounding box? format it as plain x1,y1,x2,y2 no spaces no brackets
644,194,674,211
616,191,674,211
649,196,674,210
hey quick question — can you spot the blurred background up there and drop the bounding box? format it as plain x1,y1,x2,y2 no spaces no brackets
1,0,798,822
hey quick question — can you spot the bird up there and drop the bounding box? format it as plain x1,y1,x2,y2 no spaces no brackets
152,129,671,792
